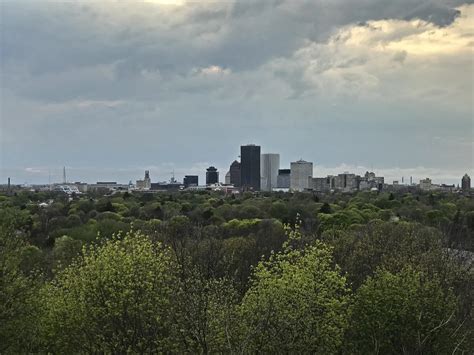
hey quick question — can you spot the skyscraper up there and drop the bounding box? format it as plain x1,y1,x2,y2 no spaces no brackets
261,153,280,191
290,159,313,192
206,166,219,185
229,160,241,187
240,144,261,191
462,174,471,191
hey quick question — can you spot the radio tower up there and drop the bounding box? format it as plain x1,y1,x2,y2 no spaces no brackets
63,166,67,184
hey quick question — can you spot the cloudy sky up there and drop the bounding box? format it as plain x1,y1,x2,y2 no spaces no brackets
1,0,473,185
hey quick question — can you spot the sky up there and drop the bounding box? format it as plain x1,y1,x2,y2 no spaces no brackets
1,0,473,185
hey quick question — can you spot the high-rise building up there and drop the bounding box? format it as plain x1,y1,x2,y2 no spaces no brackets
229,160,241,187
206,166,219,185
261,153,280,191
240,145,261,191
290,160,313,192
225,171,231,185
277,169,291,188
462,174,471,191
184,175,199,187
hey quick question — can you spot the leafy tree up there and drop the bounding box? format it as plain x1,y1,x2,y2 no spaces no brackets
319,202,332,214
40,231,178,353
347,268,463,354
52,235,82,271
239,226,350,353
0,208,41,352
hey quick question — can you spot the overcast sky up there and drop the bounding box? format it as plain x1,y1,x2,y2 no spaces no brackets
1,0,473,185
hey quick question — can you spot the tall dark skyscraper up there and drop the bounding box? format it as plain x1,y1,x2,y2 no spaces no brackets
240,144,261,191
206,166,219,185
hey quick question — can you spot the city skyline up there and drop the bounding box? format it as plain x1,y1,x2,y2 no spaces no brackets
1,1,473,185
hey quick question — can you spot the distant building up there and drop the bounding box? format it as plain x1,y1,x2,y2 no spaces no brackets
290,160,313,192
462,174,471,191
419,178,432,191
261,153,280,192
224,171,231,185
333,173,358,192
229,160,241,187
206,166,219,185
241,144,261,191
136,170,151,190
310,177,331,192
184,175,199,187
359,171,384,191
277,169,291,189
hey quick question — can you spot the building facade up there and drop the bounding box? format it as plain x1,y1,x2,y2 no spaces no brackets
419,178,432,191
333,173,358,192
240,145,261,191
310,177,331,192
206,167,219,185
290,160,313,192
260,153,280,192
462,174,471,191
277,169,291,189
229,160,241,187
183,175,199,187
136,170,151,190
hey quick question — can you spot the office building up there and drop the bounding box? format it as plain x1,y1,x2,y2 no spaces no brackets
183,175,199,187
419,178,432,191
462,174,471,191
333,173,358,192
310,177,331,192
261,153,280,191
277,169,291,189
229,160,241,187
290,160,313,192
206,166,219,185
241,144,261,191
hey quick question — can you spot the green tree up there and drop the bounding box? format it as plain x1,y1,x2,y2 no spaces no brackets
0,208,41,353
348,268,463,354
239,226,350,353
40,231,178,353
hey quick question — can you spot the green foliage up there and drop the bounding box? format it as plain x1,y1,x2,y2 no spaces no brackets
0,208,41,353
40,230,178,353
1,189,473,353
348,268,462,354
239,225,350,353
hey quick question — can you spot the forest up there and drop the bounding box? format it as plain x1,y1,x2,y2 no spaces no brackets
1,189,473,353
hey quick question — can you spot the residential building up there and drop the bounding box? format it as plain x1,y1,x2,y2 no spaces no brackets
241,144,261,191
261,153,280,192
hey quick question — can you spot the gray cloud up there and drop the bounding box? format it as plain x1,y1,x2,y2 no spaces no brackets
1,0,472,184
